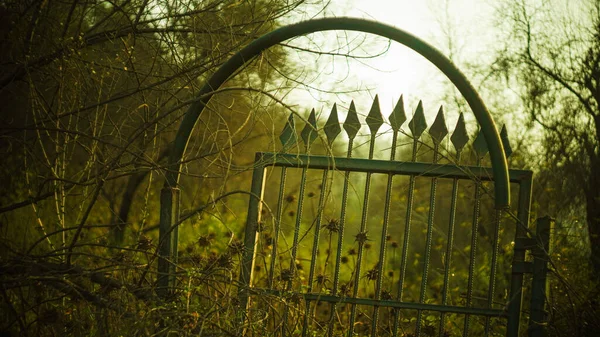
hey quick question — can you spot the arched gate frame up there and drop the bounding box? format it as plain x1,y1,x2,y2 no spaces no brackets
157,18,550,336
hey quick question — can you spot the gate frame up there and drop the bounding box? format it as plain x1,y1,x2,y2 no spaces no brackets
156,16,521,333
238,151,542,337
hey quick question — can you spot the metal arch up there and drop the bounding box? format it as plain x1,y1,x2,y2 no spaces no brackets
163,17,510,207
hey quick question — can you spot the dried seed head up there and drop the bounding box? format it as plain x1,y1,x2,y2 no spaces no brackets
285,194,296,203
316,274,328,285
228,240,244,255
339,283,351,296
323,218,339,233
217,253,233,269
281,268,295,281
366,268,379,281
197,235,212,247
355,231,369,244
382,290,393,300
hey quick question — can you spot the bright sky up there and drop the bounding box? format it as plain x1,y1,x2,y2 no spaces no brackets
283,0,501,131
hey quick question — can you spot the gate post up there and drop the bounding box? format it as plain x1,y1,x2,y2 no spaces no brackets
157,186,180,298
529,216,553,336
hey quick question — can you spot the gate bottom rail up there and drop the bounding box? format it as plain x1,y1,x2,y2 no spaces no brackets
245,288,509,317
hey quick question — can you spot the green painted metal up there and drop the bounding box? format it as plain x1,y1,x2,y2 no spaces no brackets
324,104,342,145
253,153,531,182
157,187,180,298
152,16,556,337
529,217,553,336
346,97,382,337
239,147,532,336
232,92,549,335
484,209,503,335
415,106,446,337
439,114,466,336
261,289,509,317
232,92,534,336
328,101,358,337
161,17,510,203
507,174,533,336
158,17,512,299
370,96,402,336
237,159,266,332
464,130,486,336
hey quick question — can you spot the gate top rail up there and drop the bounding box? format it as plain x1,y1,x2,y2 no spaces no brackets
163,17,510,208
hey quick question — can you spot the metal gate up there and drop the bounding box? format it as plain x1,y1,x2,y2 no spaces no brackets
156,18,552,337
237,96,551,336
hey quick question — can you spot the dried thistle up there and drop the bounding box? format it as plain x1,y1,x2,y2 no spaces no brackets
228,240,244,255
366,268,379,281
315,274,329,286
217,253,233,269
381,290,393,300
323,218,339,233
280,268,295,282
197,234,213,247
355,231,369,244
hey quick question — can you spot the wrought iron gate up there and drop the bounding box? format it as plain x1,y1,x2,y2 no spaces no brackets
156,17,552,337
236,97,551,336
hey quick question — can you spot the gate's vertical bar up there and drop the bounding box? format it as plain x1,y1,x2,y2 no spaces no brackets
439,112,469,336
158,186,180,298
347,96,384,337
463,129,488,337
484,125,512,334
507,173,533,336
393,101,427,337
281,109,318,336
269,114,298,289
301,169,330,336
328,101,360,337
484,208,503,335
302,104,341,337
237,155,267,334
370,96,406,337
415,106,448,336
529,216,553,337
269,167,288,288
